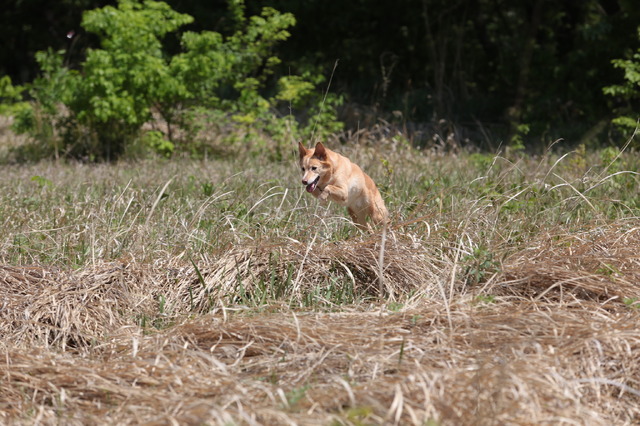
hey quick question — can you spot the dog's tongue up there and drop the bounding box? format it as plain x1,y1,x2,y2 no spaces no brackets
306,181,317,193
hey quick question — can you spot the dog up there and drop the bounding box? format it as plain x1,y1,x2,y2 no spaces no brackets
298,141,388,229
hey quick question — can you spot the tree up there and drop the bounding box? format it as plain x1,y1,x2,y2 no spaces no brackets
3,0,640,152
13,0,340,160
603,27,640,139
255,0,640,148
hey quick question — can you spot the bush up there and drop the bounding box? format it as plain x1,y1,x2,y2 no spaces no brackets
10,0,342,161
603,27,640,139
0,76,27,116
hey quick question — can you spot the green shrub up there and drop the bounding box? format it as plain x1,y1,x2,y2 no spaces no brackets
0,76,28,116
603,27,640,139
12,0,342,161
143,131,175,158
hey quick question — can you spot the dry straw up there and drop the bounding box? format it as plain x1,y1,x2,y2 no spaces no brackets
2,298,639,424
171,232,444,312
2,224,640,424
0,263,150,350
499,223,640,304
1,230,444,348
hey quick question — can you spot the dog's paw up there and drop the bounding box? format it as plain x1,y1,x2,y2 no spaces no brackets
318,189,329,201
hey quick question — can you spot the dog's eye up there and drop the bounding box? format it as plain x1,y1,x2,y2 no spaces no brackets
311,166,317,171
301,167,305,171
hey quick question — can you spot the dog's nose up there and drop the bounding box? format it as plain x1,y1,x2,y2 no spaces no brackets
302,179,307,185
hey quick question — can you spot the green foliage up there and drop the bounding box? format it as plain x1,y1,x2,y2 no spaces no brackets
462,245,499,285
509,123,529,154
275,75,315,102
564,143,588,178
4,0,640,151
468,153,495,170
285,385,309,408
623,297,640,309
473,294,496,305
0,76,27,115
599,146,621,173
11,0,341,161
603,27,640,138
9,50,76,159
142,131,175,158
71,0,193,158
339,406,375,425
387,301,404,312
30,175,53,188
12,1,193,160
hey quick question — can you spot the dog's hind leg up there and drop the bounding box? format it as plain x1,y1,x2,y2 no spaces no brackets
348,207,369,230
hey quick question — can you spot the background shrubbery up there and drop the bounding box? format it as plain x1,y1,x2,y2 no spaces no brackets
2,0,342,161
1,0,639,162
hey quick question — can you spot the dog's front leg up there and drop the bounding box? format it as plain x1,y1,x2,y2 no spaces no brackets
319,184,348,204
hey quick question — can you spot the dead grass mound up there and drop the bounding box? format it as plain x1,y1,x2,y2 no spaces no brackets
498,225,640,305
170,232,444,313
0,263,153,350
2,302,639,424
2,225,640,424
0,232,445,350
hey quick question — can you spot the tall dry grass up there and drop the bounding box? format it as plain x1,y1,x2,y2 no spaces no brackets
1,128,640,424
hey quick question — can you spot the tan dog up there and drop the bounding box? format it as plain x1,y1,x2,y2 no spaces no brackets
298,142,388,228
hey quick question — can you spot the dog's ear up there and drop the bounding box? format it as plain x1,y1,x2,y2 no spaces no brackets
313,142,327,160
298,142,307,160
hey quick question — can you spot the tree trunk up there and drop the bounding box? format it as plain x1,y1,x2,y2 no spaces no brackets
507,0,544,145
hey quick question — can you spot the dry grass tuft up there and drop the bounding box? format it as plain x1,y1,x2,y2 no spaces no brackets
498,224,640,305
0,230,445,350
173,232,444,312
2,300,639,424
0,263,154,350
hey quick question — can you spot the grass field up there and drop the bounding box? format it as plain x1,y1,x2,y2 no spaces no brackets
1,128,640,424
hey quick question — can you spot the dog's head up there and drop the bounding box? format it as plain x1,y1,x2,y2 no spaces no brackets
298,142,329,193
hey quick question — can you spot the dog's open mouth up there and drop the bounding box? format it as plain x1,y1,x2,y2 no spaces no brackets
306,176,320,193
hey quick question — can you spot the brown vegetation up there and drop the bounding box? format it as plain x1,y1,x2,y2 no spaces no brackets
2,222,640,425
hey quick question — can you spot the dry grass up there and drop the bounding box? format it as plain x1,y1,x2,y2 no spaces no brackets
1,125,640,424
171,232,444,312
2,223,640,424
0,232,443,350
499,223,640,304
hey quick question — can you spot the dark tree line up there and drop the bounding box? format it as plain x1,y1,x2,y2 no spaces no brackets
2,0,639,149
